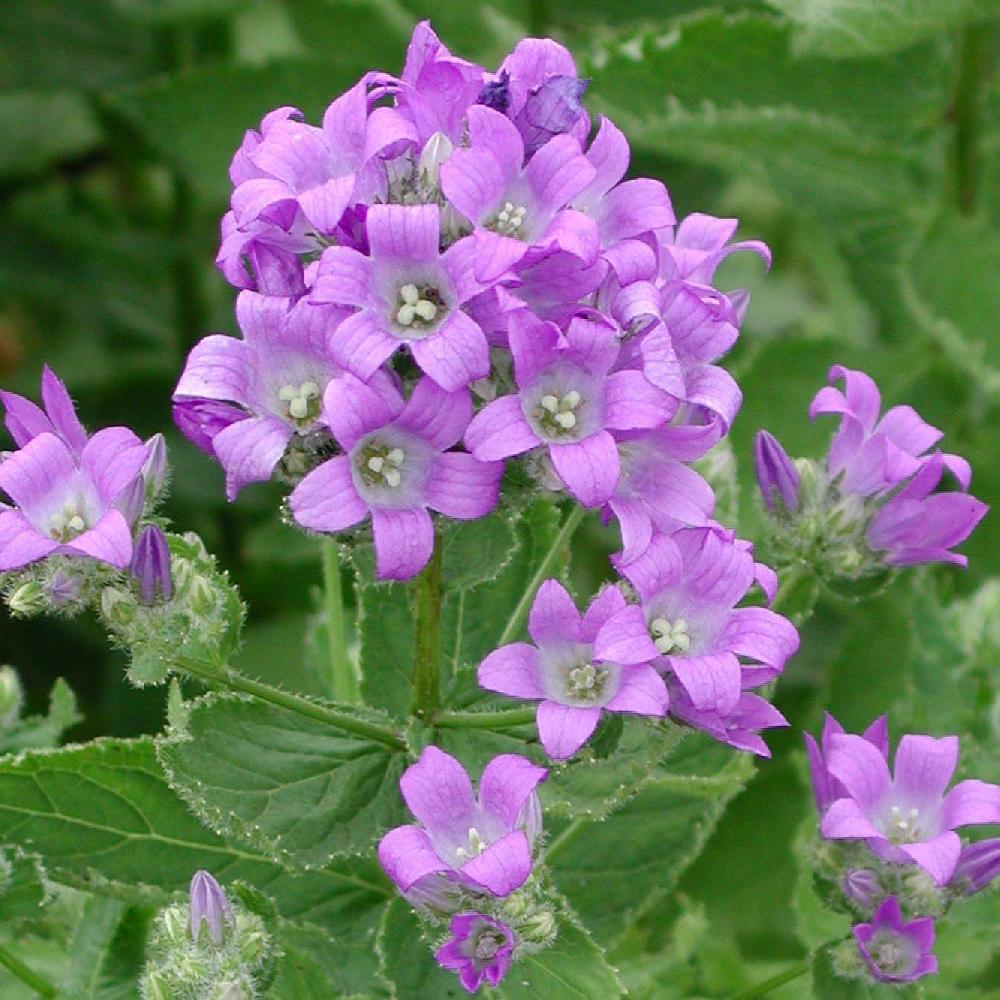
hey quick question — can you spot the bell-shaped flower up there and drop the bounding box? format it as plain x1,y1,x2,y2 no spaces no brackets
820,732,1000,884
378,747,547,902
658,212,771,286
852,896,937,984
0,429,148,571
1,365,88,459
435,913,515,994
617,529,798,720
804,712,889,814
754,430,800,513
311,203,496,391
668,687,787,758
478,580,668,760
464,313,673,507
173,292,354,499
290,374,502,580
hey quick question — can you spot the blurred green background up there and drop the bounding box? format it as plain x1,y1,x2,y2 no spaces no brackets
1,1,998,995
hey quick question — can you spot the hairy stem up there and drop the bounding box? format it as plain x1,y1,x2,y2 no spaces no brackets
497,504,586,646
729,958,811,999
434,706,538,730
0,942,58,998
321,539,358,703
178,657,405,750
411,533,443,719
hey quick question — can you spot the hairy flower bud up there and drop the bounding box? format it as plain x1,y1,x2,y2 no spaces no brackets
951,839,1000,896
6,581,47,617
841,869,882,912
130,526,173,605
190,870,234,948
101,587,138,631
0,666,24,726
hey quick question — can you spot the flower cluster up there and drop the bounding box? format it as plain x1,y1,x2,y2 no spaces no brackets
804,714,1000,984
173,20,772,588
378,747,554,993
755,365,987,583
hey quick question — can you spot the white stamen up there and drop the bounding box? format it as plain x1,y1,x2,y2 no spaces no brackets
288,398,307,419
67,515,86,534
367,456,385,473
399,283,420,306
384,468,402,489
396,303,417,326
455,826,488,861
413,299,438,322
278,385,296,401
650,616,691,655
561,390,581,409
387,448,405,465
554,411,577,429
540,394,559,413
300,381,319,399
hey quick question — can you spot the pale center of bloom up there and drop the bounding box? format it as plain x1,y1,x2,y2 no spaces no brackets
277,380,321,423
650,617,691,655
356,440,406,489
473,930,505,961
455,826,488,862
565,662,608,702
48,502,89,542
395,283,444,330
489,200,528,237
870,932,912,974
884,805,923,845
534,390,583,436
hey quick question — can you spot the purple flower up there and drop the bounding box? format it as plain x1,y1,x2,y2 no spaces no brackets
572,117,674,251
130,525,172,604
311,204,495,391
0,429,148,572
173,292,354,499
1,365,88,459
805,712,889,815
658,212,771,286
950,838,1000,895
667,688,787,758
435,913,515,993
378,747,547,901
603,425,716,564
852,896,937,984
440,105,598,282
820,732,1000,884
478,580,667,760
189,870,234,948
842,869,883,911
616,529,798,721
516,76,589,159
464,313,672,507
290,375,502,581
754,430,799,513
810,364,970,497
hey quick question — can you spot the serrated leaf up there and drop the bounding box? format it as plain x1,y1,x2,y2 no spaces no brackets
157,693,407,867
439,508,520,590
0,846,48,922
0,737,393,934
377,898,466,998
0,678,80,754
358,578,416,720
764,0,997,58
546,736,754,946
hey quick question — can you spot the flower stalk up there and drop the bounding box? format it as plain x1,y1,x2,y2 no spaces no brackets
411,533,443,719
321,538,358,703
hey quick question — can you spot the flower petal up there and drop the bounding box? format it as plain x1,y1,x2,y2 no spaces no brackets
478,643,545,700
827,733,892,811
892,734,959,806
378,825,451,892
549,431,619,507
603,370,672,431
409,312,490,391
536,701,601,760
40,366,88,456
0,510,58,571
212,415,291,501
80,427,149,506
289,456,368,533
942,779,1000,829
464,395,540,461
900,831,962,885
528,579,581,646
593,603,659,665
604,664,668,716
400,746,477,842
396,378,471,451
460,829,532,896
424,452,502,520
371,506,434,580
327,311,398,382
668,652,741,714
478,754,548,831
820,798,884,840
63,508,133,567
0,432,75,509
367,203,440,262
322,373,402,452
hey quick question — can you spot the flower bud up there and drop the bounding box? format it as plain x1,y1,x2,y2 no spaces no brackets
754,430,799,513
115,476,146,527
951,838,1000,896
6,581,46,617
130,526,173,604
417,131,454,193
189,575,219,617
101,587,137,631
47,568,83,607
841,868,882,912
143,433,168,500
190,870,234,948
0,666,23,726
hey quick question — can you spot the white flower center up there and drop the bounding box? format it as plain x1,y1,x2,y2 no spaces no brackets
566,662,607,702
491,200,528,237
534,389,582,435
358,441,405,489
395,283,442,329
277,380,321,423
885,805,922,844
455,826,488,862
871,933,911,973
48,503,88,542
473,931,505,961
650,617,691,655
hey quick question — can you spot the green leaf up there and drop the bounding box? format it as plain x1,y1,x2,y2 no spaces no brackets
157,693,407,867
358,577,416,720
0,737,393,933
0,92,101,179
546,736,754,945
377,898,465,998
0,847,48,923
0,679,80,754
59,896,127,998
439,509,520,591
811,944,874,999
764,0,998,57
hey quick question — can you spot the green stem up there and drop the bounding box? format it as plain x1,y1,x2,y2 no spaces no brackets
543,817,586,865
951,23,990,216
178,657,405,750
729,958,811,1000
321,539,358,703
497,504,586,647
411,532,443,719
434,706,538,730
0,942,58,998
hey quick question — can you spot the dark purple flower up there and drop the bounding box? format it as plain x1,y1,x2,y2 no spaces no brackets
0,430,148,572
189,870,234,948
1,365,88,459
477,71,510,113
617,529,798,722
290,375,502,581
852,896,937,984
820,732,1000,884
754,430,799,513
173,292,353,500
130,525,172,604
479,580,667,760
435,913,515,993
805,712,889,815
464,313,672,507
950,838,1000,895
515,75,589,159
311,204,495,391
440,105,599,281
378,747,547,901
